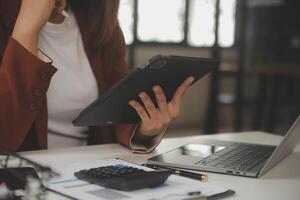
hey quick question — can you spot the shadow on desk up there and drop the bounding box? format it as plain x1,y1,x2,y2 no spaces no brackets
261,152,300,180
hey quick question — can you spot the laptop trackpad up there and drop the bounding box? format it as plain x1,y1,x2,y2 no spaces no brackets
177,143,227,164
149,143,229,166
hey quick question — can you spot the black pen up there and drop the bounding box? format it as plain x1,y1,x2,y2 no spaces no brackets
143,164,208,182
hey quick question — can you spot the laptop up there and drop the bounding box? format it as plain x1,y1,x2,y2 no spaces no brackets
147,115,300,178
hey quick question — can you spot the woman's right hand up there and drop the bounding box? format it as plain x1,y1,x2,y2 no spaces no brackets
12,0,66,55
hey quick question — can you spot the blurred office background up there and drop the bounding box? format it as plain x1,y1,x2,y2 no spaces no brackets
118,0,300,136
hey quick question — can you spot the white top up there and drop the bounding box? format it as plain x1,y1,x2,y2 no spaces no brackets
38,10,99,149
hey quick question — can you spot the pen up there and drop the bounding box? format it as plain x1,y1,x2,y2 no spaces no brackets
143,164,208,182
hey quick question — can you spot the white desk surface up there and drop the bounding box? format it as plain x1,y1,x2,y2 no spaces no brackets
21,131,300,200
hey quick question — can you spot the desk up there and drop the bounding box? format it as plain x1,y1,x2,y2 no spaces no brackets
21,131,300,200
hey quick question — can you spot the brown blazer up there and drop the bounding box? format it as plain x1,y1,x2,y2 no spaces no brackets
0,0,136,151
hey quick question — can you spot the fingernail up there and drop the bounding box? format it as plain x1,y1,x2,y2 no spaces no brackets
153,85,159,91
139,92,145,98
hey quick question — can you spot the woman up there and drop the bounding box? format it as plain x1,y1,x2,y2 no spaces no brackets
0,0,194,152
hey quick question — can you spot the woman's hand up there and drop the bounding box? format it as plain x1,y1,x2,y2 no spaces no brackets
129,76,195,141
12,0,66,55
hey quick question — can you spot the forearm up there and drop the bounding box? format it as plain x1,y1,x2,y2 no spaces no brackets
12,28,38,56
10,0,62,56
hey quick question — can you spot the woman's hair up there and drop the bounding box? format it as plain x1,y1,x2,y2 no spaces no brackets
69,0,120,48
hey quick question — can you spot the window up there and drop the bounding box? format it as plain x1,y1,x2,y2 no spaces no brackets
118,0,237,47
118,0,134,45
188,0,216,47
219,0,237,47
137,0,185,42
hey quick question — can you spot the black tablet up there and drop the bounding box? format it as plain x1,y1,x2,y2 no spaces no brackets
73,55,218,126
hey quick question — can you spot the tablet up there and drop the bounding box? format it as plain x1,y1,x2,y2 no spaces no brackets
73,55,218,126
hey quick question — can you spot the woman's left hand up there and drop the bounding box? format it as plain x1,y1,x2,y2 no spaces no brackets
129,76,194,141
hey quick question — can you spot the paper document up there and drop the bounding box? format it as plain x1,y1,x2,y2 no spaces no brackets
47,158,231,200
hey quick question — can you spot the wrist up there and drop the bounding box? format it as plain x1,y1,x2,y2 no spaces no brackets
134,125,157,143
12,28,39,56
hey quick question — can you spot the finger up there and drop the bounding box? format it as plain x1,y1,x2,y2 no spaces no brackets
172,76,194,107
129,100,150,122
139,92,158,119
153,85,169,117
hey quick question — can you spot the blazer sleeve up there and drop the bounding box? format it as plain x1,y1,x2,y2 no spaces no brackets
0,35,57,151
106,27,165,153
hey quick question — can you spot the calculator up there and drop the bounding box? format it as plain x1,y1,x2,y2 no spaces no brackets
74,164,171,191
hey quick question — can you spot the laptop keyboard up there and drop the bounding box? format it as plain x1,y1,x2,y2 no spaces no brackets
196,144,276,172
